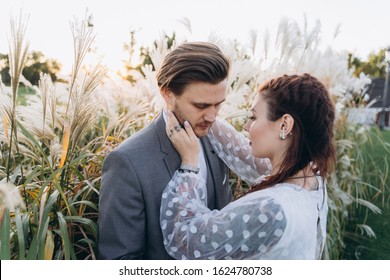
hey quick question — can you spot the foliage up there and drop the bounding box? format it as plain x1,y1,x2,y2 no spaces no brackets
0,13,125,260
342,129,390,259
120,31,176,83
326,116,389,259
348,49,386,79
0,51,62,86
0,14,388,260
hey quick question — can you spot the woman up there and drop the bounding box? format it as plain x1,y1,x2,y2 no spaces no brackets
161,73,336,259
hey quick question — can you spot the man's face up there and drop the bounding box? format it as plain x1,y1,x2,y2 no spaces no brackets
166,80,228,137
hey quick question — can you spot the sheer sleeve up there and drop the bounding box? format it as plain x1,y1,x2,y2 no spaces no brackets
208,117,272,185
160,171,287,260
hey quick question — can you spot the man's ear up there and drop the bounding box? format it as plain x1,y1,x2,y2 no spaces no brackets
160,87,175,110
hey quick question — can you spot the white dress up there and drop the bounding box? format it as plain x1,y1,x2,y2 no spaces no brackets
160,117,328,260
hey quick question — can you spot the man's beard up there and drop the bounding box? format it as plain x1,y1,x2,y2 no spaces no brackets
172,103,212,137
172,103,186,126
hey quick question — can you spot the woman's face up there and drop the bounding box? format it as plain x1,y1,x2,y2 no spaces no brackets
243,93,281,160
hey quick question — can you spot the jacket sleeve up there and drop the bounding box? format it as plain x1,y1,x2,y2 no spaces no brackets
98,149,145,259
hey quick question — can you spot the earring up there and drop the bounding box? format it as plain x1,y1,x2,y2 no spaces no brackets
280,130,292,140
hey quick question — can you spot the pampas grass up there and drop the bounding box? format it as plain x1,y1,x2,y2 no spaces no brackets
0,13,387,259
5,13,29,182
1,13,114,259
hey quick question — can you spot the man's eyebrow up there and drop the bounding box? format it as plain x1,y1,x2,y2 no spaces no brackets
192,99,226,106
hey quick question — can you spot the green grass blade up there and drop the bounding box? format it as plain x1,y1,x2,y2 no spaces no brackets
37,190,59,259
57,212,72,260
26,190,59,259
65,216,98,240
15,208,26,259
69,200,98,212
0,208,11,259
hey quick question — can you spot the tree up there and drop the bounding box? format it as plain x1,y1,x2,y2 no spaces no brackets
0,50,62,86
348,48,386,78
120,31,176,83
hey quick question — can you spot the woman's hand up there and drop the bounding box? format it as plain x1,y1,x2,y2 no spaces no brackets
166,111,199,167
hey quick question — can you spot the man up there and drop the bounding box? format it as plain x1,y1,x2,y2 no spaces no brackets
98,42,231,259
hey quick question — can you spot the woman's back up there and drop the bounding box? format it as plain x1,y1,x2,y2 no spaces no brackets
244,180,327,259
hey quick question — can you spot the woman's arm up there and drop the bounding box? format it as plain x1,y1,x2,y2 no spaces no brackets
208,117,272,185
160,171,286,260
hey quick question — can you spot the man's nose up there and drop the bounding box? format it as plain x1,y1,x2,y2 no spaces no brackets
204,107,217,123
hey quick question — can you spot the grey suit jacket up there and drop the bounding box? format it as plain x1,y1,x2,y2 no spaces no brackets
98,114,231,259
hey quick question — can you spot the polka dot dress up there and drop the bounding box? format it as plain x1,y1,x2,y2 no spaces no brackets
160,117,328,259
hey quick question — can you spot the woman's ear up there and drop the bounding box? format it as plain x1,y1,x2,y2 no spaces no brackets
160,87,175,110
279,114,294,140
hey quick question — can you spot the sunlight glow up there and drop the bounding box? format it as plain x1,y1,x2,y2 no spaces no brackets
0,0,389,74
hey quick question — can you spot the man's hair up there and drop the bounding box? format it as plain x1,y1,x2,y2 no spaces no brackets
156,42,230,95
250,73,336,191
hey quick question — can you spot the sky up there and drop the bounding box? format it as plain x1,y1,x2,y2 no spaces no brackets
0,0,389,74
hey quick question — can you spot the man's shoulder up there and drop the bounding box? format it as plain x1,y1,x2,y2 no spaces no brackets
114,122,159,154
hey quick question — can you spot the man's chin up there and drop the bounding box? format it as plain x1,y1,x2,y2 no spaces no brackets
194,128,210,138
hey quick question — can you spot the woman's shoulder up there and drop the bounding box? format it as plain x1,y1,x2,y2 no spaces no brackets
268,176,325,193
242,180,323,205
236,176,326,206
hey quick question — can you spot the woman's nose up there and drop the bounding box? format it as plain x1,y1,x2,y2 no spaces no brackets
243,121,250,132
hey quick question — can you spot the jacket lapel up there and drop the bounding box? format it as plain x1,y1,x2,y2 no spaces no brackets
154,113,228,209
153,114,181,177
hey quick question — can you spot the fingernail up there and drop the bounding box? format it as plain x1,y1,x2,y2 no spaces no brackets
184,121,190,127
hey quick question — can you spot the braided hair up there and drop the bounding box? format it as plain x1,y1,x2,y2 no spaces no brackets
249,73,336,192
